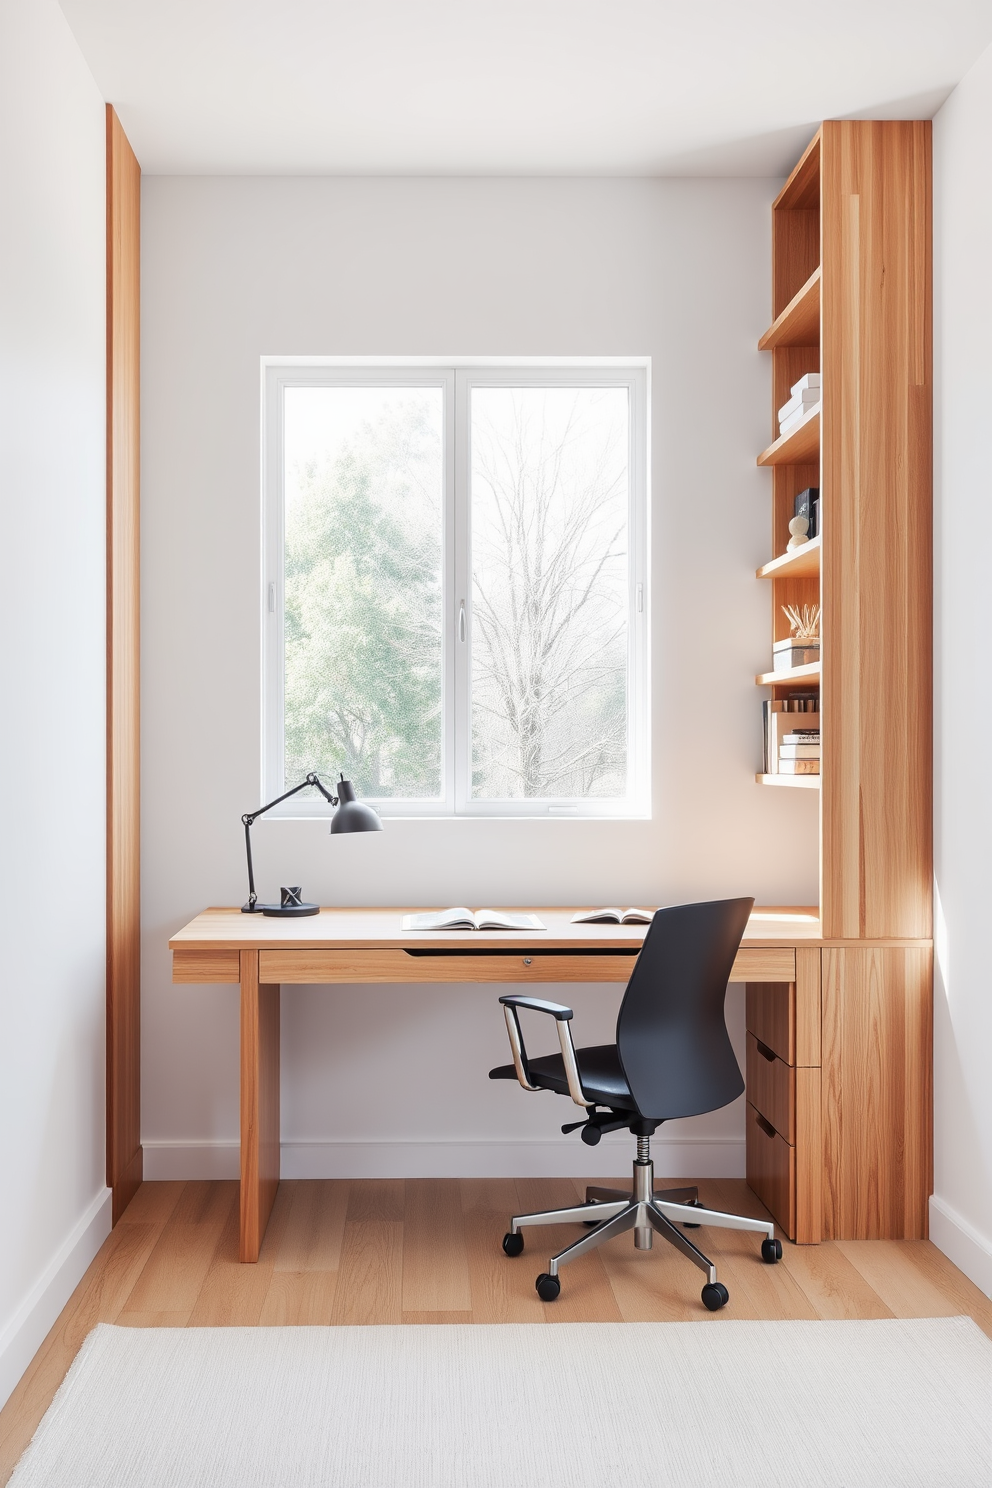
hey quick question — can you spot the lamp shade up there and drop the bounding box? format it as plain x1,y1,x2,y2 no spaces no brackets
330,776,383,834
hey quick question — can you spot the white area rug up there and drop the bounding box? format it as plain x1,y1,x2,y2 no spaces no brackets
10,1318,992,1487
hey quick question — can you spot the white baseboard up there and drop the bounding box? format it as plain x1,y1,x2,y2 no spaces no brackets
141,1136,745,1182
929,1194,992,1299
0,1186,112,1412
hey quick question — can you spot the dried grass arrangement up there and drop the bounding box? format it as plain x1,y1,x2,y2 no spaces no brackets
782,603,820,641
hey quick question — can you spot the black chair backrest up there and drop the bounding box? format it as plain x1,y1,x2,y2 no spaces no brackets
615,898,754,1121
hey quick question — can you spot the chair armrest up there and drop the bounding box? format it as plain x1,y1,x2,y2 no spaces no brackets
498,995,573,1020
498,996,592,1109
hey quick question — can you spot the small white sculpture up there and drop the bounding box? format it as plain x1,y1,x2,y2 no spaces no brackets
787,514,810,551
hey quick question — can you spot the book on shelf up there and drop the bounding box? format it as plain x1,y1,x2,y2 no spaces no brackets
793,486,819,541
772,637,820,671
571,907,654,925
783,730,820,744
779,744,821,759
778,759,820,775
778,389,820,429
401,908,546,931
791,372,820,394
779,401,820,438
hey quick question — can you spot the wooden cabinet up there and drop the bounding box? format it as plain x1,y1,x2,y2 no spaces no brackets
747,122,933,1243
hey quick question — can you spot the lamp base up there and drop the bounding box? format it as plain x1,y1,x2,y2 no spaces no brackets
259,901,320,917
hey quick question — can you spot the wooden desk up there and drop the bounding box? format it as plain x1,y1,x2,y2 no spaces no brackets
170,907,930,1260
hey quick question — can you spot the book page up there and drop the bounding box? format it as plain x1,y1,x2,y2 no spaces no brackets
474,911,546,931
401,909,477,931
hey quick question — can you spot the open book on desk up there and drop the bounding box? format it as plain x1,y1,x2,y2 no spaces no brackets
571,907,655,925
402,908,546,932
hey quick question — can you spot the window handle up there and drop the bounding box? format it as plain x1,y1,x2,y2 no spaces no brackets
458,600,466,643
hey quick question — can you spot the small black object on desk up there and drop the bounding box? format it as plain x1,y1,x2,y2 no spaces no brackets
241,772,382,917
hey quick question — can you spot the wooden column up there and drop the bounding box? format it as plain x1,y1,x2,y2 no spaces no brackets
239,951,281,1262
106,106,142,1221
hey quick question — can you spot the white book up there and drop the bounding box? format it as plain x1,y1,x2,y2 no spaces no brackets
779,400,820,436
571,907,654,925
779,744,821,759
778,388,821,424
401,908,546,931
791,372,821,395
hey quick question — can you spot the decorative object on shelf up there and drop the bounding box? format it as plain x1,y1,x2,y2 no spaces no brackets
794,486,819,541
778,373,821,437
787,514,810,550
241,772,383,917
773,603,821,672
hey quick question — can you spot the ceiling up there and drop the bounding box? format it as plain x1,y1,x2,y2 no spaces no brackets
58,0,992,176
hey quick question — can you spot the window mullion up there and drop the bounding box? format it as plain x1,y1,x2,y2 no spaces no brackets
452,372,471,813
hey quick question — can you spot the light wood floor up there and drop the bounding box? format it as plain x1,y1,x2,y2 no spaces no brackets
3,1176,992,1482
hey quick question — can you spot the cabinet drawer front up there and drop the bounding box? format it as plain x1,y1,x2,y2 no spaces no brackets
746,1033,795,1143
745,1102,795,1238
258,950,638,984
173,948,241,983
746,982,795,1064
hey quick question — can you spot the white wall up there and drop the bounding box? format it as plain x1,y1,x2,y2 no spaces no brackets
0,0,109,1408
931,43,992,1295
141,175,818,1181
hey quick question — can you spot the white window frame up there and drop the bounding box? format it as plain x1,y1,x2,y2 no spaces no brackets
261,357,650,819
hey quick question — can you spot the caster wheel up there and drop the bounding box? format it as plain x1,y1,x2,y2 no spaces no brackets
701,1282,729,1312
536,1273,561,1302
761,1237,783,1264
682,1199,702,1229
502,1232,524,1257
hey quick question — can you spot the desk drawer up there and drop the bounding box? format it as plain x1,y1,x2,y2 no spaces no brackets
746,1102,795,1238
746,982,794,1064
746,1033,795,1143
258,949,639,984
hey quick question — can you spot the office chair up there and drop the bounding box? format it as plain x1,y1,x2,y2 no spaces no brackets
489,897,781,1310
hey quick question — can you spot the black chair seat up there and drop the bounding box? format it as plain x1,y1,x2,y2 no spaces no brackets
490,1043,637,1110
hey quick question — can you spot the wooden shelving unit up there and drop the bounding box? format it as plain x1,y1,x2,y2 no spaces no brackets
747,122,933,1249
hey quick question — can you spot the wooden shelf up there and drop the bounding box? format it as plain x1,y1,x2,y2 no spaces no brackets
755,661,821,687
757,407,820,467
755,772,820,789
756,536,820,580
759,268,820,351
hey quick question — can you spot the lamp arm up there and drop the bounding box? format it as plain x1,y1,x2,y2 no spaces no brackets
241,773,340,911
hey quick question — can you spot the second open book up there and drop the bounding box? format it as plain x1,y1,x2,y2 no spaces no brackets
571,907,655,925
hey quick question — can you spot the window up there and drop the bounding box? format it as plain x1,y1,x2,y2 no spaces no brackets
262,361,649,817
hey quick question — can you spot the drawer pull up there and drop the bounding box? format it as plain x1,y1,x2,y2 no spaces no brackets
754,1111,776,1139
755,1038,777,1063
523,957,532,966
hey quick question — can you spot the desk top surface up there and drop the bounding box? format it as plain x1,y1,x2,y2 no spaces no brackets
170,906,824,952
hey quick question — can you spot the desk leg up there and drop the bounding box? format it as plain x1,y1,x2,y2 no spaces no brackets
239,950,280,1263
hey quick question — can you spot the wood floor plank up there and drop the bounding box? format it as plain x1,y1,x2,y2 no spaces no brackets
345,1180,404,1223
330,1222,403,1325
118,1181,236,1317
403,1180,472,1313
187,1204,274,1326
402,1311,473,1325
271,1182,350,1273
784,1242,895,1320
462,1207,546,1324
115,1180,186,1228
260,1272,338,1326
895,1242,992,1342
836,1239,978,1321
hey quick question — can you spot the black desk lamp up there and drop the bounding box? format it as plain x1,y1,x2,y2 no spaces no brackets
241,772,382,917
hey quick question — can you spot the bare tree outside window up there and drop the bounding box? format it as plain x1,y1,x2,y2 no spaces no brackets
470,387,629,799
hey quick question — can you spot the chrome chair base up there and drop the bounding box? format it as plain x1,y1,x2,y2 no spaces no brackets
508,1147,776,1290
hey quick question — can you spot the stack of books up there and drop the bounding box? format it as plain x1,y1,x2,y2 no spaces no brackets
762,695,819,775
778,727,820,775
778,373,820,437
